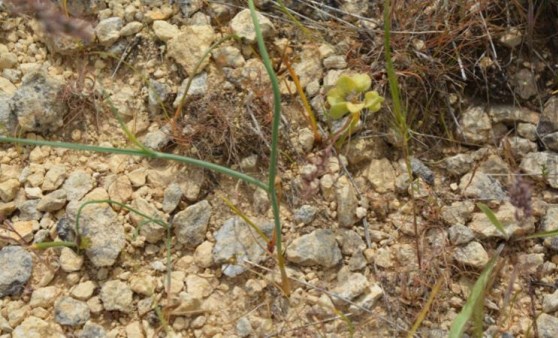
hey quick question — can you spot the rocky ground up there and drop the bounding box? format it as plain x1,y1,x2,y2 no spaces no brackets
1,0,558,337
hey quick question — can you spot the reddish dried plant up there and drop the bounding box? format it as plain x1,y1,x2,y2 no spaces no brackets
509,175,533,221
4,0,93,41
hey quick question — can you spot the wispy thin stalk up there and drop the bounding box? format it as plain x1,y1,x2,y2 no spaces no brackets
383,0,421,269
248,0,290,295
0,136,268,191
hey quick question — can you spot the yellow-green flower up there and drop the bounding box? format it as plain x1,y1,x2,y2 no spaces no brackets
326,74,384,119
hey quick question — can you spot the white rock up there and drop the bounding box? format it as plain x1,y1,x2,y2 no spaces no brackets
59,247,84,272
453,241,489,268
100,280,133,312
153,20,180,42
229,9,274,43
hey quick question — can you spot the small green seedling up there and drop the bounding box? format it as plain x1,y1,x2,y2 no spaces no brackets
326,74,384,145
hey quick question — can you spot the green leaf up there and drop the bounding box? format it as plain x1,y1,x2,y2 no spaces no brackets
328,102,350,119
351,73,372,92
363,91,384,112
448,244,504,338
477,203,508,240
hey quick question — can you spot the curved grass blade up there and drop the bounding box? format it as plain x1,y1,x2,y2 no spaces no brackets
448,244,504,338
477,202,508,240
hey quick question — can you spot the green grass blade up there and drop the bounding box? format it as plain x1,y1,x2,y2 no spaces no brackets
0,136,268,191
248,0,290,295
448,244,504,338
522,229,558,240
477,202,508,240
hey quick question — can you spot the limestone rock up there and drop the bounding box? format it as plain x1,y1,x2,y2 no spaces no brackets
229,9,274,44
0,246,33,297
173,200,212,249
11,71,67,133
286,229,342,268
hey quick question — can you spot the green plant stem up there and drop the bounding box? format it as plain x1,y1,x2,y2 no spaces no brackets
383,0,422,269
174,34,238,120
34,241,77,249
248,0,290,295
0,136,268,191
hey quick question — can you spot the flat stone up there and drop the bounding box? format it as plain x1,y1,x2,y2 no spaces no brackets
212,46,245,68
70,281,96,300
120,21,143,36
78,322,106,338
540,96,558,132
12,316,65,338
54,296,90,326
152,20,179,41
506,136,537,158
365,158,396,193
142,124,172,151
95,17,122,45
540,207,558,251
448,224,475,245
167,25,216,75
172,72,208,107
453,241,489,269
335,176,359,227
42,164,67,192
229,9,274,44
11,71,67,133
212,217,273,277
537,313,558,337
459,171,506,200
331,272,369,303
459,106,492,144
79,205,125,267
488,104,538,124
293,205,318,225
441,200,475,226
59,247,84,272
29,286,59,308
520,152,558,188
0,178,19,202
100,280,133,312
37,189,67,212
337,229,366,255
173,200,212,249
286,229,342,268
543,289,558,313
63,171,94,201
185,274,213,299
194,240,214,268
130,197,166,244
469,202,535,239
0,246,33,297
130,273,155,296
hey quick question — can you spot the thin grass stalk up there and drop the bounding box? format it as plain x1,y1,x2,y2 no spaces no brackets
0,136,268,191
406,276,445,337
282,54,321,143
247,0,290,295
383,0,422,269
173,34,238,120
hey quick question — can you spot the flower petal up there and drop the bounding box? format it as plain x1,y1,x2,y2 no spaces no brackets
351,74,372,93
346,102,365,113
328,102,350,119
363,91,384,113
335,75,357,97
326,87,344,105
